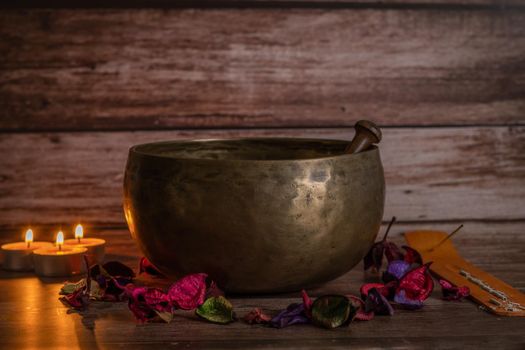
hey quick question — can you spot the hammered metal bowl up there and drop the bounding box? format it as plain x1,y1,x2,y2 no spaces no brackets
123,138,385,293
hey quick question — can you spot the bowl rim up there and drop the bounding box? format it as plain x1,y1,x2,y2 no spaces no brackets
128,137,379,163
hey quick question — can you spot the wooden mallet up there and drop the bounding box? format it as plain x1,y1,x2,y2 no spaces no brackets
345,120,382,154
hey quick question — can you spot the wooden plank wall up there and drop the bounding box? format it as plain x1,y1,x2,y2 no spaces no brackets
0,2,524,237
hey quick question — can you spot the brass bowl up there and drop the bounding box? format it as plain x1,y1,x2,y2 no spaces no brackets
123,138,385,293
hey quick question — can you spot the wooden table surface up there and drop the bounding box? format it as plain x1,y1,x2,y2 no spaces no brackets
1,224,524,349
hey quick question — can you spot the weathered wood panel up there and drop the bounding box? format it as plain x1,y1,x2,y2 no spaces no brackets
0,126,523,227
0,224,524,349
1,9,524,131
2,0,525,8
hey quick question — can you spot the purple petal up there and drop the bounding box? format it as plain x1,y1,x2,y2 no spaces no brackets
270,303,310,328
394,290,424,310
365,288,394,316
384,260,411,281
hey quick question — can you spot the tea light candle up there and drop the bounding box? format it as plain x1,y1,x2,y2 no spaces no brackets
1,229,53,271
33,231,87,277
64,224,105,264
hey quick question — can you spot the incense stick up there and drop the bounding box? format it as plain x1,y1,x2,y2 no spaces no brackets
428,224,463,251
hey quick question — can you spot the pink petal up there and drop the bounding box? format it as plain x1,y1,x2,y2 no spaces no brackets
243,308,272,324
402,246,423,265
439,279,470,301
144,288,171,313
348,295,374,321
360,283,386,299
168,273,208,310
301,289,313,318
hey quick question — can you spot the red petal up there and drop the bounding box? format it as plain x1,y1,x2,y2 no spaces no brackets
301,290,313,318
139,257,165,277
360,283,385,299
243,308,272,324
396,263,434,302
384,242,404,262
439,279,470,301
402,246,423,265
168,273,208,310
348,295,374,321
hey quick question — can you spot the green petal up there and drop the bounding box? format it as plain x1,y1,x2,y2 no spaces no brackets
196,296,235,324
155,311,174,323
60,279,86,295
311,295,355,329
88,280,105,300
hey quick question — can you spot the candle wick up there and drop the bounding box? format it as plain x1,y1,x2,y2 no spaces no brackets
58,244,62,251
27,241,30,248
77,237,81,243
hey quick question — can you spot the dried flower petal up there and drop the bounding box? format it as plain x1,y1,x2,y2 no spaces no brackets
396,263,434,303
155,311,174,323
384,242,404,263
205,279,224,298
363,217,399,271
439,279,470,301
102,261,135,279
270,303,309,328
383,260,411,282
128,299,156,322
168,273,208,310
60,279,87,295
402,246,423,265
360,283,386,299
60,288,89,310
100,277,128,301
348,295,374,321
196,296,235,324
311,295,356,329
363,242,385,271
393,290,424,310
243,308,272,324
144,288,172,313
364,288,394,316
123,285,173,323
139,257,165,277
301,290,313,318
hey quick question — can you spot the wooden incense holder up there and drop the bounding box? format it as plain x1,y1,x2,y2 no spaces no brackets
405,230,525,317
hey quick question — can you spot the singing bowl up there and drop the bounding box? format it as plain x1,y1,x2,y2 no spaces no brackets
123,138,385,293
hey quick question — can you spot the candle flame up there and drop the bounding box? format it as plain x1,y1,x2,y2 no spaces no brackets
56,231,64,249
25,229,33,247
75,224,84,239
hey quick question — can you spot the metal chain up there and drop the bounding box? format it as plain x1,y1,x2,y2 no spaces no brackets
459,269,525,313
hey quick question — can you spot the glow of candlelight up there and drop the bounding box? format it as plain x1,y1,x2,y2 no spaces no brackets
25,229,33,248
75,224,83,243
56,231,64,251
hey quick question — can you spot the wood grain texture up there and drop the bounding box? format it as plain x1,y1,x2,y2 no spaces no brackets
2,0,525,8
1,8,524,131
0,224,524,349
0,126,523,227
